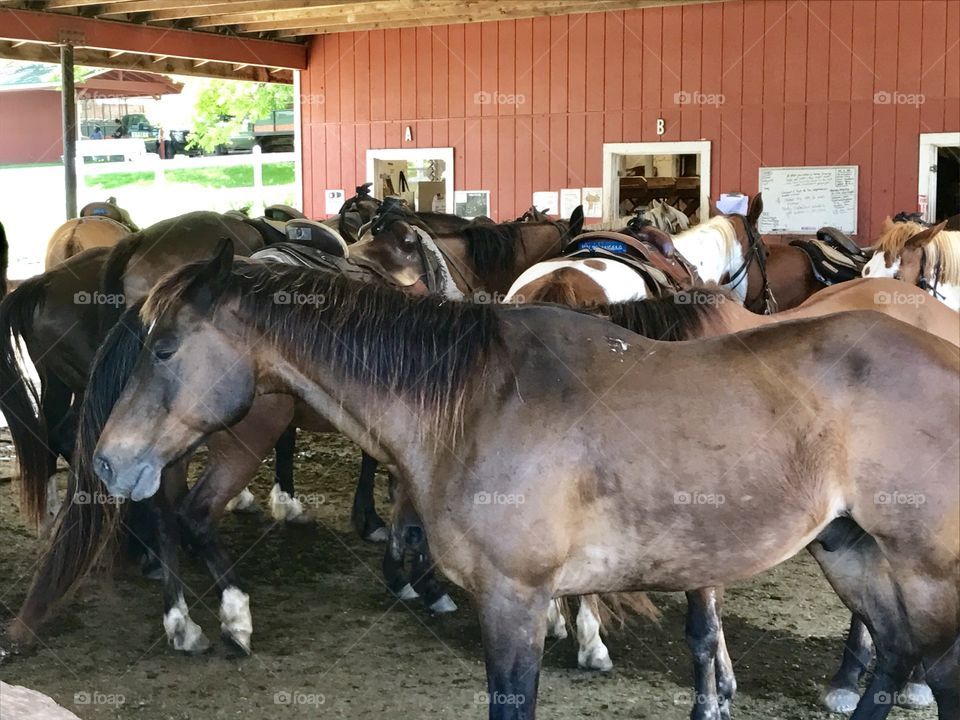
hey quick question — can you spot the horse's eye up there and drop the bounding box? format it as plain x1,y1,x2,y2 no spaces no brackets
153,344,176,361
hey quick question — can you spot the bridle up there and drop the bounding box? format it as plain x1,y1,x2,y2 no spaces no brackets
895,247,946,301
722,215,777,314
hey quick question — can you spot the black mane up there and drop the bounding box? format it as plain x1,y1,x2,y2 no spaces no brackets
589,288,729,341
460,222,523,278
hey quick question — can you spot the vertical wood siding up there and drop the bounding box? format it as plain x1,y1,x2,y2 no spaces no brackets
301,0,958,240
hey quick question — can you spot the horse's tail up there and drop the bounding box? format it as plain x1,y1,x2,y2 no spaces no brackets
596,592,661,628
0,220,8,300
521,267,600,306
98,232,142,332
9,302,146,642
0,276,53,525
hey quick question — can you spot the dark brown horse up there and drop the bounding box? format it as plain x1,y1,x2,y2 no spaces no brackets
89,245,959,720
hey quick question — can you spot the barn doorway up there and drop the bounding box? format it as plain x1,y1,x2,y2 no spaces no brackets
365,147,454,213
601,141,711,225
918,132,960,223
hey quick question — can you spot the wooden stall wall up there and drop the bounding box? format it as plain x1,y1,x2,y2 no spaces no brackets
300,0,959,241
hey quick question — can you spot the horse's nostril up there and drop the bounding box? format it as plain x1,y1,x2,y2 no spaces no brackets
863,266,870,276
94,454,114,483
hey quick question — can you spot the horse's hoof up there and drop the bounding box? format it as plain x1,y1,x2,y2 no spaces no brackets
394,583,419,601
219,588,252,656
577,647,614,672
225,487,259,514
821,687,860,714
546,624,568,640
173,630,211,655
365,526,389,543
221,630,252,656
898,682,934,708
141,557,164,581
428,594,458,614
5,618,36,648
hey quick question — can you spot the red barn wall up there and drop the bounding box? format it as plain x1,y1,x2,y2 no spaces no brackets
0,89,64,165
300,0,959,240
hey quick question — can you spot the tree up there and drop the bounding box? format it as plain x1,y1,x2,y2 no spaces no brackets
189,80,293,153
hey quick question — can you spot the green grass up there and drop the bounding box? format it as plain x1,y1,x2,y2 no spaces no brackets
84,161,295,190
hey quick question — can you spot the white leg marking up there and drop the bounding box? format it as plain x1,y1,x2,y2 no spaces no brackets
898,682,934,708
821,688,861,715
268,483,310,523
576,597,613,671
220,586,253,654
45,476,62,519
428,594,458,614
163,594,210,654
225,487,257,513
366,526,389,543
545,599,568,640
396,583,419,601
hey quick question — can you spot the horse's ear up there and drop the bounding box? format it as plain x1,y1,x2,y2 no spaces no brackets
185,238,235,312
904,221,946,249
747,193,763,225
880,216,895,233
569,205,584,237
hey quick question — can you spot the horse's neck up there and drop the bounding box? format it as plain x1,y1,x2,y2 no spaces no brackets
513,227,564,278
672,227,747,303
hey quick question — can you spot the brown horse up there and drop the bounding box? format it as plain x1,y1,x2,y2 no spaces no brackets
90,245,959,720
862,218,959,311
44,199,138,270
0,211,266,526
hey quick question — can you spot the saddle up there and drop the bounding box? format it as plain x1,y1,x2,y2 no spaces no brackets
563,230,700,296
790,227,871,286
285,219,349,257
250,242,376,285
79,201,137,232
264,204,306,222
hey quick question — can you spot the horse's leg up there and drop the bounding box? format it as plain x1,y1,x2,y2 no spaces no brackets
382,517,416,600
545,600,567,640
808,519,922,720
685,587,722,720
128,499,164,580
922,635,959,718
709,587,736,720
267,425,310,523
478,581,551,719
408,530,457,614
576,595,613,671
152,464,210,654
352,451,387,542
898,665,934,709
822,615,874,714
38,375,72,519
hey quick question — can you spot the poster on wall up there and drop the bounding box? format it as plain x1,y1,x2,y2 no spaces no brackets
582,188,603,217
757,166,858,234
455,190,490,219
559,188,582,218
532,191,559,216
324,189,346,215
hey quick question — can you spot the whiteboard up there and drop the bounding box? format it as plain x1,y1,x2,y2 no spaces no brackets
758,166,858,234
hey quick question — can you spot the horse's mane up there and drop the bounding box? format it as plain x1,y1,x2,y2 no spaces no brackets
459,222,523,278
875,220,960,285
589,287,730,341
143,262,502,438
672,215,740,254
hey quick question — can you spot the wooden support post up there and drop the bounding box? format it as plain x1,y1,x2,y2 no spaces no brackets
61,43,78,219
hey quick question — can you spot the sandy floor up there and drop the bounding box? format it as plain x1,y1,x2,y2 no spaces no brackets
0,430,937,720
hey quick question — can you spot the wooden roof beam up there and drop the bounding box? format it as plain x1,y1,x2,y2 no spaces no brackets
149,0,368,24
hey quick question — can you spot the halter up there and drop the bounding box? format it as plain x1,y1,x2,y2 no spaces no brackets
721,215,777,314
897,246,946,301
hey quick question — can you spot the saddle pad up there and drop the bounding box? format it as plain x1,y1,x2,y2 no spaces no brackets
564,247,677,297
790,237,868,285
251,243,379,285
571,238,632,254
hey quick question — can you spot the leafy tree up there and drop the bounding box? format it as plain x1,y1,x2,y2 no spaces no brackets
189,80,293,153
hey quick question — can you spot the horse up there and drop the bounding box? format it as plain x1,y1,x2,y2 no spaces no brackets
1,219,7,300
90,244,959,720
862,218,959,311
44,199,138,270
525,278,955,711
508,201,764,307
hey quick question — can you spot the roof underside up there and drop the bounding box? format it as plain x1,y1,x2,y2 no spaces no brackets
0,1,712,81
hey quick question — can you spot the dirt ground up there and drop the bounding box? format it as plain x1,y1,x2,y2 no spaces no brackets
0,429,937,720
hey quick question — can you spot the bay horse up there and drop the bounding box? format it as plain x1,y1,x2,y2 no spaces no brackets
91,244,959,720
862,218,959,311
44,199,138,270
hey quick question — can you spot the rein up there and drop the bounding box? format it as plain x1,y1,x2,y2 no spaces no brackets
723,217,777,314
